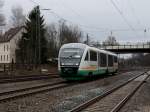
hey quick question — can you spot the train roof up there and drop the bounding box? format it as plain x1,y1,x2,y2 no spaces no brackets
60,43,117,56
60,43,88,49
89,46,117,56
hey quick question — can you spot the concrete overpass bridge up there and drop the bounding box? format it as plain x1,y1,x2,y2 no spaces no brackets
93,43,150,54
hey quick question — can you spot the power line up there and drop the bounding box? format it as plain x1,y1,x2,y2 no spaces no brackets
56,0,83,18
127,0,143,28
28,0,147,40
28,0,101,29
30,0,133,33
110,0,136,32
29,0,39,5
28,0,98,40
55,0,107,31
84,27,150,33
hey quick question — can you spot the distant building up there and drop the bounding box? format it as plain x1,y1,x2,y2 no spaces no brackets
0,26,24,64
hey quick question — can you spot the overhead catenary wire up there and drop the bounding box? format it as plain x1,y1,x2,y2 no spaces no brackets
56,0,83,19
29,0,149,41
29,0,39,5
127,0,143,28
53,0,149,35
127,0,148,38
109,0,141,37
28,0,97,41
54,0,110,31
29,0,137,33
29,0,108,31
110,0,135,31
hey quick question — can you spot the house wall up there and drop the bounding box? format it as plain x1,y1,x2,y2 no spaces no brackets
10,28,24,63
0,42,10,64
0,28,24,64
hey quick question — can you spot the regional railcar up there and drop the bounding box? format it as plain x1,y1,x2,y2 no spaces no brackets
58,43,118,80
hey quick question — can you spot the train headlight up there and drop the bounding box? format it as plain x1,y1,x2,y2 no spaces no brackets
75,63,79,66
61,63,65,65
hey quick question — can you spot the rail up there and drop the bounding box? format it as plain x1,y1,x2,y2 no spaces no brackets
0,81,72,102
69,71,149,112
0,73,59,83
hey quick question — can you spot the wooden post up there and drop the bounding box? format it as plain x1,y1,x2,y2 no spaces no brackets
11,59,14,71
4,64,5,72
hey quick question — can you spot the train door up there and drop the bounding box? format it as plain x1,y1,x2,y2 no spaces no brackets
98,52,101,71
113,56,118,72
108,55,114,73
83,50,89,66
99,53,107,73
89,50,98,75
106,54,109,71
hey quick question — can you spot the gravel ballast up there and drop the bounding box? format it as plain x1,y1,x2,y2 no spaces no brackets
0,71,144,112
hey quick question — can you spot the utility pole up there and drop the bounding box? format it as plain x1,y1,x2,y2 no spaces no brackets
144,29,146,38
35,6,38,68
110,31,113,37
37,6,41,68
37,6,51,71
86,34,89,45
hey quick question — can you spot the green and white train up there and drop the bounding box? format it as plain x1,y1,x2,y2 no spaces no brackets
58,43,118,80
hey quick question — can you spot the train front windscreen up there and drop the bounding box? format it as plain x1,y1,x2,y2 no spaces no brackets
60,48,84,66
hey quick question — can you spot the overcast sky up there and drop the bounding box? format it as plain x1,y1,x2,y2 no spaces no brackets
3,0,150,44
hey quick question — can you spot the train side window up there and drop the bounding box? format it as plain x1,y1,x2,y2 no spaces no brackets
114,56,118,63
108,55,113,66
85,51,89,61
90,50,97,61
100,53,107,67
98,53,101,66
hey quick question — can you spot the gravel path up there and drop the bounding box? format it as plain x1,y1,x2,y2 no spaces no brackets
0,71,143,112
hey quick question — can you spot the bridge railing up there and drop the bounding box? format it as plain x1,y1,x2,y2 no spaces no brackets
97,44,150,49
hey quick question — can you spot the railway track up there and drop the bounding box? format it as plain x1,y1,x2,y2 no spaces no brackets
0,73,59,83
0,80,74,102
0,71,132,103
69,71,150,112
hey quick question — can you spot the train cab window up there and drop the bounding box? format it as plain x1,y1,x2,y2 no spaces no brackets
85,51,89,61
90,51,97,61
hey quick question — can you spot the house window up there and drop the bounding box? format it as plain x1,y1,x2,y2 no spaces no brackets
7,45,9,51
4,45,5,51
4,55,5,61
7,55,8,61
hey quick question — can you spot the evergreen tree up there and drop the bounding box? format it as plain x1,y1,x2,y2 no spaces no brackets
17,6,48,65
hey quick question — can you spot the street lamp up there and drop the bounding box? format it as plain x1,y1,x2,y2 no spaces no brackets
36,6,51,72
41,9,51,11
39,7,51,65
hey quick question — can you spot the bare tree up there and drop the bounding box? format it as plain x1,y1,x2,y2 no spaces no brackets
46,24,58,58
45,21,83,59
0,0,5,33
103,36,119,46
58,20,82,47
11,5,25,27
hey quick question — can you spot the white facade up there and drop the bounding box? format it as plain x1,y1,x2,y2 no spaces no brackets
0,42,10,63
0,27,24,64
